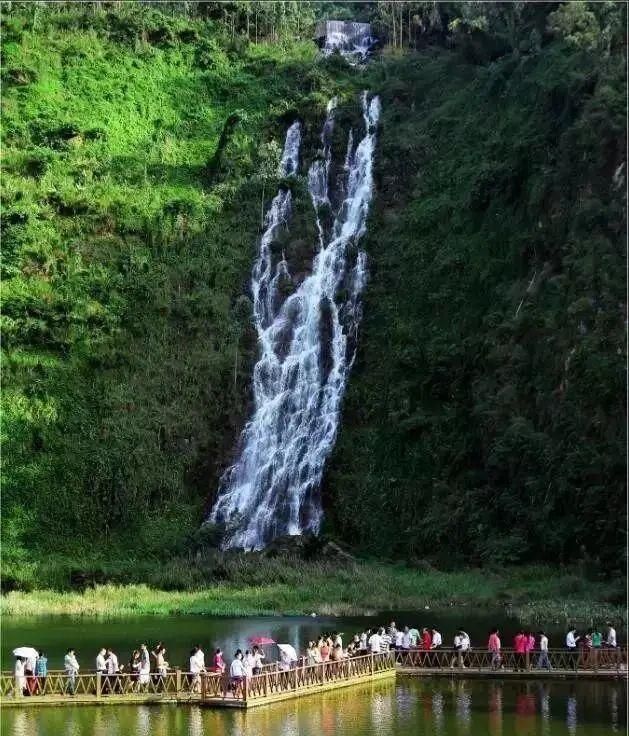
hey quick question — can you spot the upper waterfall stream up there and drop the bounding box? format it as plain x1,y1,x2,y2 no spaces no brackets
208,93,381,550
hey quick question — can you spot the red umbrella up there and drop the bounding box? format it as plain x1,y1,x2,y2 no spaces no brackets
249,636,276,646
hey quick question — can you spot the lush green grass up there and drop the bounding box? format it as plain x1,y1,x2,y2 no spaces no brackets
1,556,624,623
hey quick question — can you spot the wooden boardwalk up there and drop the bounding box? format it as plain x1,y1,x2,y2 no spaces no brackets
0,652,396,709
1,649,625,710
394,647,627,680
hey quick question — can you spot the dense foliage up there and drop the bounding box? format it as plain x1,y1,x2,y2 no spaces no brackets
1,2,625,587
326,7,626,571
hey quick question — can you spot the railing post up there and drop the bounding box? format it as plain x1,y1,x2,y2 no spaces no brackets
264,671,269,695
525,651,530,671
593,648,598,673
175,668,181,695
371,653,374,675
293,667,297,691
201,673,207,700
243,676,248,702
96,672,102,698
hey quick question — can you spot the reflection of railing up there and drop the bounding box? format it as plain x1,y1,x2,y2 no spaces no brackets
395,647,627,673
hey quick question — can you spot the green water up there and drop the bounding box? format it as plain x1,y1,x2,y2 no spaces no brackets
2,678,626,735
2,614,625,734
0,610,585,671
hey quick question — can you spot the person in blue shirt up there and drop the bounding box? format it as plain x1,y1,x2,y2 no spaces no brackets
35,650,48,694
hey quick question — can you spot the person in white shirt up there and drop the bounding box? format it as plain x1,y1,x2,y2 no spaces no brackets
450,631,469,668
368,629,383,653
334,632,343,649
64,648,80,695
359,631,368,652
229,650,246,697
195,645,206,672
244,650,255,678
95,648,107,674
252,645,265,674
105,649,121,693
537,631,551,670
14,658,26,695
395,630,404,649
189,646,202,693
606,623,617,648
139,644,151,687
431,629,443,649
401,627,412,650
566,629,579,649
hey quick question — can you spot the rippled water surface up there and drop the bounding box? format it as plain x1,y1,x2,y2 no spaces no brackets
3,678,626,736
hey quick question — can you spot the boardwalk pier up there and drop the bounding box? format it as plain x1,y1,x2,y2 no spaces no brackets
1,649,625,709
1,652,396,709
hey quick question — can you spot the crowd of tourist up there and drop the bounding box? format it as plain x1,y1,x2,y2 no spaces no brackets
11,621,619,696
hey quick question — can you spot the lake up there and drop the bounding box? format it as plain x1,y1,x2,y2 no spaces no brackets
1,678,625,735
2,612,625,735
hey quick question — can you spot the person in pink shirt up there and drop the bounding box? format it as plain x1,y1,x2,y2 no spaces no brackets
525,631,536,654
488,628,501,670
514,630,527,671
212,648,225,674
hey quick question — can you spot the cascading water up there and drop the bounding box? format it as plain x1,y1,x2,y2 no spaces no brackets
208,93,381,550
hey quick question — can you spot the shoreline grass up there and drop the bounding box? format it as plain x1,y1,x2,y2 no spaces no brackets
1,558,624,624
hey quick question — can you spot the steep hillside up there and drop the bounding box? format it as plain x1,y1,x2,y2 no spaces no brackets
326,42,625,570
1,3,625,589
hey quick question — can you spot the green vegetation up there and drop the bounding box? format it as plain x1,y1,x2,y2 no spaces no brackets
1,2,625,600
2,558,624,623
327,6,626,570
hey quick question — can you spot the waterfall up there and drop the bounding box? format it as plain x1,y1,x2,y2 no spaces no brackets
208,93,381,550
316,20,377,61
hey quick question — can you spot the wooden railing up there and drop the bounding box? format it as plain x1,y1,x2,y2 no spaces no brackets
395,647,627,673
203,651,396,702
0,669,221,700
0,653,396,702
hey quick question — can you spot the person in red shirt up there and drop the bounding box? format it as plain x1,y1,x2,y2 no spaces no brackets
514,630,527,671
421,628,432,651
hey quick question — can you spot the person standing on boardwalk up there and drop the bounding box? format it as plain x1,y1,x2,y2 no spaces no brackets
35,650,47,694
514,630,527,672
212,648,226,674
566,628,579,671
252,645,264,674
229,650,246,697
605,623,617,648
139,643,151,687
402,627,412,650
24,652,37,695
14,657,26,696
189,647,202,693
537,631,551,670
64,648,79,695
369,628,383,654
592,628,603,649
524,631,536,669
96,648,107,674
488,628,501,670
431,628,442,649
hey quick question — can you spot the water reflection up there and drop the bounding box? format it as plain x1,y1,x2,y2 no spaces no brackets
2,678,625,736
